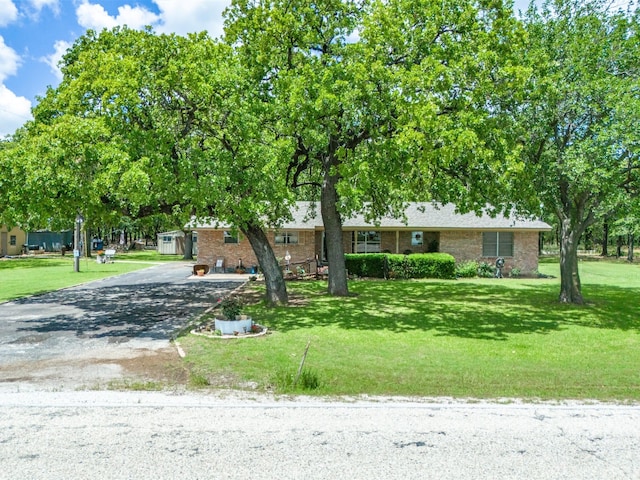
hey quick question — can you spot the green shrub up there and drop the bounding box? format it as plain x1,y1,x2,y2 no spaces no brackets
345,253,455,279
456,261,479,278
345,254,387,278
390,253,456,279
509,267,522,278
477,262,495,278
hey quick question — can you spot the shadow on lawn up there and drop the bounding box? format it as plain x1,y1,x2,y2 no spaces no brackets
266,281,640,341
0,257,69,270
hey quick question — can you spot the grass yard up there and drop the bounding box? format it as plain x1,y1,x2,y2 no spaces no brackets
180,260,640,401
0,253,172,303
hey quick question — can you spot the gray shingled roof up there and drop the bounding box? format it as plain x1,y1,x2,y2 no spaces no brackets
196,202,551,231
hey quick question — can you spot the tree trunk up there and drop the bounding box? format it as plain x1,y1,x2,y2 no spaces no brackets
628,234,634,263
320,157,349,296
558,217,584,304
617,236,623,257
601,222,609,257
182,231,194,260
84,230,91,258
538,231,544,255
242,222,288,306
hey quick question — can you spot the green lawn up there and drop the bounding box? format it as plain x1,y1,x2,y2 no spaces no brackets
180,260,640,401
0,251,180,303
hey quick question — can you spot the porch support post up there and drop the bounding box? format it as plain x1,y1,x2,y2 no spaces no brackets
395,230,399,254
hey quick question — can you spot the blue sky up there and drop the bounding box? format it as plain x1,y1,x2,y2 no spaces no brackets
0,0,230,136
0,0,631,137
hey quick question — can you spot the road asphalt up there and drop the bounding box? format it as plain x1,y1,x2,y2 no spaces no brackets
0,391,639,479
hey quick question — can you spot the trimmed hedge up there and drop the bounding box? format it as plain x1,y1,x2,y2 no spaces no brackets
345,254,387,278
345,253,456,280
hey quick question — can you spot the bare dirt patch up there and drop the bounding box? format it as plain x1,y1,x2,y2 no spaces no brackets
113,347,189,386
0,347,188,390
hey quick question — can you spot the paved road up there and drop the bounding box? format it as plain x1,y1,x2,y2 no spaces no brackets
0,263,245,389
0,391,638,479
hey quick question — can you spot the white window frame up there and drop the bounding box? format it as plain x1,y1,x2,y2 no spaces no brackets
275,231,300,245
353,231,381,253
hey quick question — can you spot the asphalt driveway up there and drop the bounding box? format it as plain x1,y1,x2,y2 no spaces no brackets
0,263,246,389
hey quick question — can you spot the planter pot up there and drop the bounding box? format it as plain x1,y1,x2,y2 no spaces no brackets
193,264,210,276
214,317,253,335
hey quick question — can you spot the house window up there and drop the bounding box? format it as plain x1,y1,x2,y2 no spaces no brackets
162,236,172,243
411,231,423,246
10,235,16,246
353,231,381,253
482,232,513,257
275,231,299,245
224,231,240,244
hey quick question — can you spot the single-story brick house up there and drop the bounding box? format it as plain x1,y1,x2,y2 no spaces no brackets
194,202,551,275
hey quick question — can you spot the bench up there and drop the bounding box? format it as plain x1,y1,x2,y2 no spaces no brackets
104,249,116,263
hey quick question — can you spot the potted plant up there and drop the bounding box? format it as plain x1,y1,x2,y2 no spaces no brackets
214,295,253,335
192,264,209,276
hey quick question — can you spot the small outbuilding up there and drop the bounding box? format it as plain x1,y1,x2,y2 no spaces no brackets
157,230,198,255
1,226,27,256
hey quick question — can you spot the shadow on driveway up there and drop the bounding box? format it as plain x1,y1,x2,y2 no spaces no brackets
10,280,239,341
0,264,246,388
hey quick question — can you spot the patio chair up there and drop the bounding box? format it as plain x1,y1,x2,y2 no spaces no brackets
214,258,224,273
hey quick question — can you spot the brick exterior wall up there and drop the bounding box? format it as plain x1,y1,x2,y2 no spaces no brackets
197,228,540,275
439,230,540,275
196,229,316,271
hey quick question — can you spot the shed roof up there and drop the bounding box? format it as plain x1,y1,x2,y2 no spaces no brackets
157,230,185,237
195,202,551,231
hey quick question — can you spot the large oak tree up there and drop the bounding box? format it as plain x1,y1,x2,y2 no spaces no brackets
224,0,526,296
8,28,292,304
518,0,639,303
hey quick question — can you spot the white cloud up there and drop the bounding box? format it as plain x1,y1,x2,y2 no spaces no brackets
27,0,60,16
0,0,18,27
0,36,30,136
0,36,20,83
76,0,160,30
41,39,71,81
153,0,229,38
74,0,230,38
0,84,32,137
